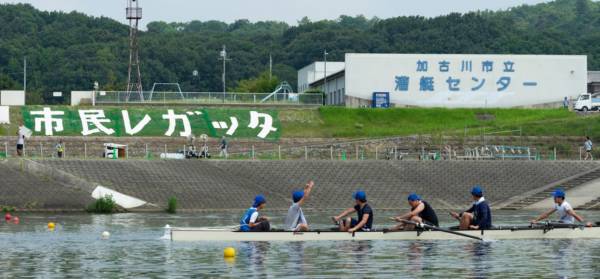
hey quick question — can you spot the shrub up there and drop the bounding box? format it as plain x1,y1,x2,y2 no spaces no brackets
1,205,16,213
167,197,177,214
87,196,117,214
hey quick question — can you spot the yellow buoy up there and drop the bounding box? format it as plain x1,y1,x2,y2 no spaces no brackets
223,247,236,258
48,222,56,230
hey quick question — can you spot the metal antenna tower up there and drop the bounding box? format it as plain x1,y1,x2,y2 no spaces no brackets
126,0,144,102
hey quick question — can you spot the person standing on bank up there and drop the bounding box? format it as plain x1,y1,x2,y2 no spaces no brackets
55,140,64,158
219,136,228,159
16,122,25,157
584,136,593,161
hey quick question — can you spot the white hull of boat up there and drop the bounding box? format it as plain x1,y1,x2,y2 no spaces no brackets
170,227,600,242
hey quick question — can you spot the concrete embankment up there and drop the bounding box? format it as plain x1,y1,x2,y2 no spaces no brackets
1,159,600,212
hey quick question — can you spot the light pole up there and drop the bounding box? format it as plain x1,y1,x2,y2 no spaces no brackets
323,50,329,105
193,69,199,92
219,45,231,103
93,81,99,106
23,57,26,96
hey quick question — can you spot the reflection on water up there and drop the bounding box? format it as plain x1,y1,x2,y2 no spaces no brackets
466,241,492,279
0,211,599,278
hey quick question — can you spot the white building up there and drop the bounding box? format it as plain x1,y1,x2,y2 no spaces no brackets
306,53,588,108
297,61,345,93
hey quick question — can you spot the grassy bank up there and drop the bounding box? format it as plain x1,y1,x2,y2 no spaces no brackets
3,106,600,139
281,107,597,138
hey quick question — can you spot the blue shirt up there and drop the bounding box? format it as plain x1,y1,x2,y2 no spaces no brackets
240,207,258,232
465,198,492,229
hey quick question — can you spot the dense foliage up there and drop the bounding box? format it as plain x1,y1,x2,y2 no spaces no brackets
0,0,599,104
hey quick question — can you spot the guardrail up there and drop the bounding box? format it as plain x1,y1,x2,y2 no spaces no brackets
94,91,323,106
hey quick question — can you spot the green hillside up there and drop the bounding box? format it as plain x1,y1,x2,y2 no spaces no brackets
0,0,600,104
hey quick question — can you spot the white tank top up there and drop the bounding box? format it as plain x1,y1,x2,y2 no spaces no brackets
554,201,575,224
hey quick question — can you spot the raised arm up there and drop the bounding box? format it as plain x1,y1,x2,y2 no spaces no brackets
298,180,314,206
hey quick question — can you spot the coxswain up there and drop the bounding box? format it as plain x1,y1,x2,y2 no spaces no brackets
240,195,270,232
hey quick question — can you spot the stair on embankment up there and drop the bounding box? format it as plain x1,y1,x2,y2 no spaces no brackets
502,167,600,210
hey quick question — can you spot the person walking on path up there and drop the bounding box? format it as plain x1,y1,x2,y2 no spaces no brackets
219,136,228,159
584,137,593,161
16,122,25,157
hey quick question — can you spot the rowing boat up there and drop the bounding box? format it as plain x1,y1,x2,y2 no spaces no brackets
168,225,600,242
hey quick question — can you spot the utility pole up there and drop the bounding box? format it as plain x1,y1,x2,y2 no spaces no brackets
269,53,273,81
23,57,26,95
219,45,231,103
323,50,329,104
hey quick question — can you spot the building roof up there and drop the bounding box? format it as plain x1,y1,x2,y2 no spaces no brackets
309,69,346,87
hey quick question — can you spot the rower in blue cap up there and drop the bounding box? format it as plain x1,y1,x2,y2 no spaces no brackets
531,188,592,227
284,180,315,232
240,195,270,232
332,190,374,233
388,193,439,231
450,185,492,230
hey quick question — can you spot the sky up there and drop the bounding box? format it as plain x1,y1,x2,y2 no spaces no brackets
0,0,553,26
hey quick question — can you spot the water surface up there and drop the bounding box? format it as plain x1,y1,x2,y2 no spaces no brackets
0,210,599,278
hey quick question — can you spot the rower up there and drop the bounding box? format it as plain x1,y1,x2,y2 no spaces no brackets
389,193,439,231
531,189,593,227
284,180,314,232
332,191,374,233
240,195,270,232
450,185,492,230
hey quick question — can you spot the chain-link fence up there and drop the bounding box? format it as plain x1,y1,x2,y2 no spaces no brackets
94,91,323,106
2,140,597,162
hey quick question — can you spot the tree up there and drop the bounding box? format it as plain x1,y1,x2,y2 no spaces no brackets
232,71,280,93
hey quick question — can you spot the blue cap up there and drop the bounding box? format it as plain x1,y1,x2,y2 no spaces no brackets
292,191,304,203
408,193,421,201
552,189,566,198
253,195,266,207
471,185,484,197
353,191,367,202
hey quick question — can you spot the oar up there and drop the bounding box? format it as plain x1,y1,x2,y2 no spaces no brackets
385,219,483,241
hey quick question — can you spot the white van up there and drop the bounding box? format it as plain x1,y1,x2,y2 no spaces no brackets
574,93,600,112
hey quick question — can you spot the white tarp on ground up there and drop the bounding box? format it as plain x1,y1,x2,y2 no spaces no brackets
91,185,147,209
0,106,9,124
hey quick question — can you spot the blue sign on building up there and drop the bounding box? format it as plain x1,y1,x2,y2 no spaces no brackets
372,92,390,108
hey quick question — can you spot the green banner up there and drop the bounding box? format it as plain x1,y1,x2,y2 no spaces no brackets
22,106,280,140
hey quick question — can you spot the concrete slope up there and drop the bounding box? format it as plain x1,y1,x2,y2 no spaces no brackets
0,159,94,211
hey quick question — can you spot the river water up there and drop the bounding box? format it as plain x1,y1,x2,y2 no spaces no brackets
0,210,599,278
